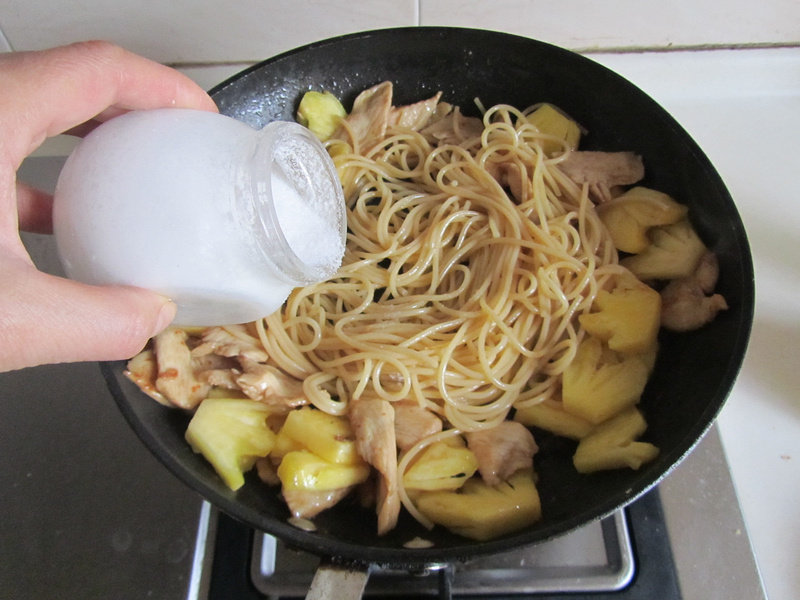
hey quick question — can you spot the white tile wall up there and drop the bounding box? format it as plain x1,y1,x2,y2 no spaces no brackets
2,0,798,64
9,0,797,157
420,0,800,50
0,0,418,62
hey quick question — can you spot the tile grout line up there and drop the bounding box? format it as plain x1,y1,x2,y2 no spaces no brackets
166,40,800,70
575,40,800,54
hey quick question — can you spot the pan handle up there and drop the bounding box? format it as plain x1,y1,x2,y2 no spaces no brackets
305,560,456,600
306,561,370,600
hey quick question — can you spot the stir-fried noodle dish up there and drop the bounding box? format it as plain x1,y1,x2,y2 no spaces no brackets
127,82,728,542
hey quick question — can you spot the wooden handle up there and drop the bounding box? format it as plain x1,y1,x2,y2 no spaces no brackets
306,563,370,600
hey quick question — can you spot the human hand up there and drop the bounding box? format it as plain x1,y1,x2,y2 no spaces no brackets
0,41,218,371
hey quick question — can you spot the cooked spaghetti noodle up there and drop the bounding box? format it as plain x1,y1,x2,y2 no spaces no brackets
256,101,622,435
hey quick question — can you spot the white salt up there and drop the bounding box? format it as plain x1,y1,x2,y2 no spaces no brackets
271,165,344,274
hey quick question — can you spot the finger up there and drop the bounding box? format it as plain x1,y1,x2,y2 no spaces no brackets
0,269,176,371
15,181,54,234
0,40,218,165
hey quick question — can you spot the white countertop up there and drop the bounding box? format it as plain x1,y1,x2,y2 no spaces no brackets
589,47,800,600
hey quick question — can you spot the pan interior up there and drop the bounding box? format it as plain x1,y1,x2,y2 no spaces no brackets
106,27,753,565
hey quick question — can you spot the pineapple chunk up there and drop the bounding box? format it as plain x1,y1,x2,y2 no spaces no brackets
296,91,347,141
526,103,581,155
621,219,707,280
278,407,360,465
562,337,650,424
403,441,479,491
573,407,659,473
597,187,688,253
579,274,661,354
514,399,594,440
415,469,542,541
185,398,275,491
270,427,305,461
277,450,370,492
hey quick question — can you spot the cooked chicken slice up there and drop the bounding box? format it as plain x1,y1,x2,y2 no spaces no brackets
283,486,354,519
332,81,393,150
420,105,483,146
466,421,539,486
487,161,527,202
388,92,442,130
236,357,309,413
191,324,268,363
191,352,238,373
393,401,443,452
125,349,170,407
692,250,722,294
661,251,728,331
349,399,400,535
198,368,241,390
153,328,210,410
559,151,645,203
254,457,281,487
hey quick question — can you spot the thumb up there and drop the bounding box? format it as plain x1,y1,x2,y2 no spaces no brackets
1,269,176,371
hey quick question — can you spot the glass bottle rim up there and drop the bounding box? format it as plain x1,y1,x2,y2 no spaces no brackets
249,121,346,285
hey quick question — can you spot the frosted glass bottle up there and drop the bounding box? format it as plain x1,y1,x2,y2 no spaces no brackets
53,108,346,326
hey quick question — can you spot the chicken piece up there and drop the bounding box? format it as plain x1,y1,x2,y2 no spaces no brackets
152,328,210,410
192,353,241,391
332,81,393,150
125,350,170,407
393,401,443,452
559,151,645,203
388,92,442,130
466,421,539,486
191,352,238,374
254,457,281,486
199,368,241,390
488,161,527,202
420,105,483,146
282,486,354,519
692,249,722,293
236,357,309,413
191,324,269,363
349,399,400,535
661,251,728,331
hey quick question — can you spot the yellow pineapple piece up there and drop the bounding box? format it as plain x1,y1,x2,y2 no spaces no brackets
270,427,305,461
206,387,247,399
579,274,661,354
296,91,347,141
403,441,479,491
597,187,688,253
526,103,581,155
278,407,360,465
514,399,594,440
621,219,707,280
415,469,542,541
277,450,370,492
573,407,659,473
562,337,650,424
185,398,275,491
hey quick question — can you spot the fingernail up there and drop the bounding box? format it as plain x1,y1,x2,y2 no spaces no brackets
152,297,177,335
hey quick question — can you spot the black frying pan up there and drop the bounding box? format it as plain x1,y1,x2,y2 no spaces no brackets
103,27,754,570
